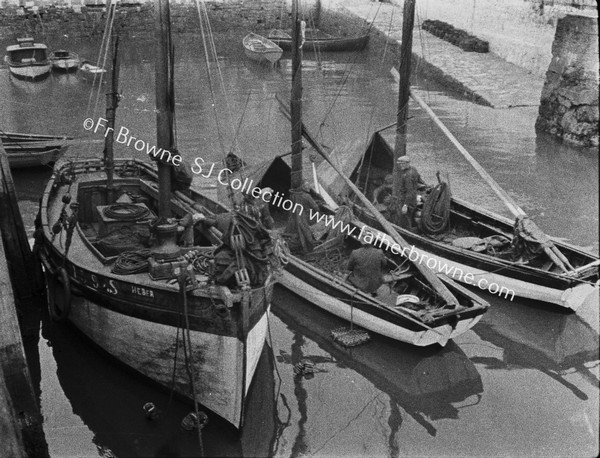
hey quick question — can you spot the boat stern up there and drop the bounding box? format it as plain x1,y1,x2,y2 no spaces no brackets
560,281,600,311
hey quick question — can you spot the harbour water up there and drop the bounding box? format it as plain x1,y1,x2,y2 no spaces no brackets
1,32,598,457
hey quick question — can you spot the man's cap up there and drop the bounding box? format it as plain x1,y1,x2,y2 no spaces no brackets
396,156,410,164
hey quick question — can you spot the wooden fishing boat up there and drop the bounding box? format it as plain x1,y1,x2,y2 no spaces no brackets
35,0,277,431
49,50,80,72
311,1,599,311
4,37,51,80
232,1,489,347
1,131,72,168
226,154,489,347
243,32,283,65
312,105,599,311
268,29,369,52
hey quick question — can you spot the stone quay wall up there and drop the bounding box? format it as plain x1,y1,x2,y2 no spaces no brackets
536,15,599,147
389,0,597,78
0,1,320,39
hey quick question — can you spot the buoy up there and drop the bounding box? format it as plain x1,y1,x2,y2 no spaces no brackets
48,267,72,322
181,411,208,431
142,402,160,420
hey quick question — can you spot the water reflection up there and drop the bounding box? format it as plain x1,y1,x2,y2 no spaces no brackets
472,297,599,400
272,288,483,440
41,313,280,457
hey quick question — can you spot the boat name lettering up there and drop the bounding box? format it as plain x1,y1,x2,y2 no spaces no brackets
131,286,155,298
72,267,118,295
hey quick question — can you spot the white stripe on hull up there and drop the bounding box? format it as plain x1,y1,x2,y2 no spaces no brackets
371,232,598,310
68,294,268,428
52,60,78,70
245,306,270,393
8,64,51,79
401,245,597,310
277,270,481,346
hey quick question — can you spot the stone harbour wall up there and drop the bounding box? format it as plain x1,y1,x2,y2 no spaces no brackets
389,0,597,78
536,15,599,147
0,0,316,39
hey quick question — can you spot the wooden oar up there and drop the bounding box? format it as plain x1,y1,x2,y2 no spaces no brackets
390,68,574,274
277,97,460,307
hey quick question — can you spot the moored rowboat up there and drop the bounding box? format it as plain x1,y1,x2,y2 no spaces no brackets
49,50,80,72
243,32,283,65
1,131,72,168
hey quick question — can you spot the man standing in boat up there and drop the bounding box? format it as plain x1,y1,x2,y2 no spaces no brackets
393,156,426,231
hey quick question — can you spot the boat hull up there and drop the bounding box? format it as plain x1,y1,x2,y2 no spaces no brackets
353,215,598,310
38,159,274,429
65,291,268,428
51,59,79,72
272,35,369,52
5,59,51,80
243,33,283,65
244,48,282,64
5,147,63,168
277,259,485,347
40,244,272,429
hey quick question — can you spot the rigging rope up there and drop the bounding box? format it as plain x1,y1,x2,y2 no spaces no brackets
111,249,152,275
420,175,451,235
103,203,150,221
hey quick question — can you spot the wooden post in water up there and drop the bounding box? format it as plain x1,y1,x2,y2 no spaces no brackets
0,231,49,457
0,144,43,303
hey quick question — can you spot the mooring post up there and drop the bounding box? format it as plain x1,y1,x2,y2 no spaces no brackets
0,144,44,303
0,145,49,457
0,233,49,457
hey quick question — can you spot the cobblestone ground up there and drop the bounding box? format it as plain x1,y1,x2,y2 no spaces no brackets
335,0,545,108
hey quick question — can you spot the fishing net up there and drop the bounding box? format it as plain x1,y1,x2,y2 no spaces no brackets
303,247,345,272
331,326,370,347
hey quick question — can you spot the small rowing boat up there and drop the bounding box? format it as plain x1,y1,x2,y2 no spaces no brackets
243,32,283,65
1,131,72,168
49,50,80,72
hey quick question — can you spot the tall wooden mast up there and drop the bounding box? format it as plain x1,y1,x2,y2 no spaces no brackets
392,0,415,196
105,36,120,203
154,0,174,217
290,0,303,190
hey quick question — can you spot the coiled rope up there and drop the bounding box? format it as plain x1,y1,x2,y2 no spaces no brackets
111,249,152,275
420,178,451,235
103,203,150,221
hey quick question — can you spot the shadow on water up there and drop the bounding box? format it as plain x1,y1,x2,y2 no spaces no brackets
271,287,484,440
37,306,283,457
472,294,599,400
